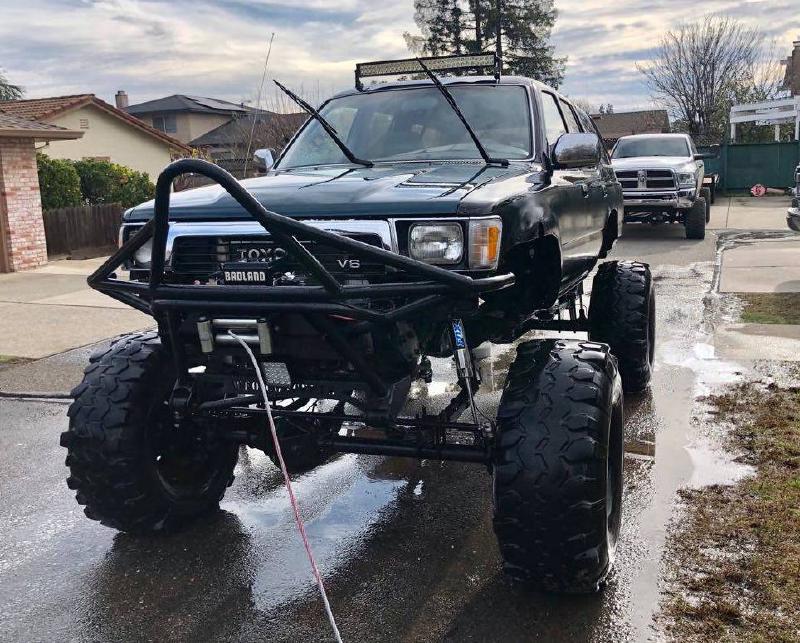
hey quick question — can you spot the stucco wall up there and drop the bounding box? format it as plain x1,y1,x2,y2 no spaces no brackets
42,105,174,181
184,113,231,142
133,111,230,145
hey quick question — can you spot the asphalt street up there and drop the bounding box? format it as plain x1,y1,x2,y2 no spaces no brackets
1,222,725,642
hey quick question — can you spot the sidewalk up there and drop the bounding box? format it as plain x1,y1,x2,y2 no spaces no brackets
708,195,792,231
0,258,151,359
711,199,800,361
719,235,800,293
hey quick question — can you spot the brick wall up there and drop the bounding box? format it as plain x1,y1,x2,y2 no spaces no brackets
0,137,48,271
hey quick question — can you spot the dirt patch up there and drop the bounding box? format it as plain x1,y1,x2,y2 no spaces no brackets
659,377,800,641
737,293,800,325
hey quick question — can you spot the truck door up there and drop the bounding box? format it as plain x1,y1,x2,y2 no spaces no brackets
559,98,607,250
540,91,592,254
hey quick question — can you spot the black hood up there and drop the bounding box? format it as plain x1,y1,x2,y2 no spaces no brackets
125,162,529,222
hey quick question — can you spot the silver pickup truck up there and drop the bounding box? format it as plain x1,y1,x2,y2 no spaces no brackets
611,133,713,239
789,163,800,232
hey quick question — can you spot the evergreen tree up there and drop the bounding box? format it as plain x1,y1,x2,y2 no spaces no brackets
0,70,23,101
405,0,565,87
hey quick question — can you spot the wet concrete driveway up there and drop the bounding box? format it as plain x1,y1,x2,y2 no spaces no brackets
0,223,721,642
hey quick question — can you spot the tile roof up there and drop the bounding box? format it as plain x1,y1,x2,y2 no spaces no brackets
0,110,83,139
0,94,191,151
0,94,94,120
590,110,670,140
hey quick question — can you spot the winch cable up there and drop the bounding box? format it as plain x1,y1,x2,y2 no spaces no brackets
228,330,343,643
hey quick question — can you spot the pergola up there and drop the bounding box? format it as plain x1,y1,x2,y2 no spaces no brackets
729,96,800,142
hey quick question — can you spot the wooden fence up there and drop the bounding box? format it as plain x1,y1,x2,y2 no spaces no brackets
42,203,124,259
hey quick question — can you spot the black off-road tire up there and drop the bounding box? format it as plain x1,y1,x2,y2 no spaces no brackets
493,340,624,593
61,331,239,533
684,197,706,239
700,187,712,223
588,260,655,393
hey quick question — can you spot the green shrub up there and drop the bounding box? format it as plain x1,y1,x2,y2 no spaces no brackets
72,158,155,208
36,153,81,209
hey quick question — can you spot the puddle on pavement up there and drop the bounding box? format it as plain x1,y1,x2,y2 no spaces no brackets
684,438,756,489
224,451,408,611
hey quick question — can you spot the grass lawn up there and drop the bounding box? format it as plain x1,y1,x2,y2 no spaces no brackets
660,379,800,641
738,293,800,325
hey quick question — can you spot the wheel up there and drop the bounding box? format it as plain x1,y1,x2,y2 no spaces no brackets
268,415,335,474
493,339,624,593
684,197,706,239
61,331,239,533
700,187,712,223
588,260,655,392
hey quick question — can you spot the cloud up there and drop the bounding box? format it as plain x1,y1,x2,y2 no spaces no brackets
553,0,800,109
1,0,797,114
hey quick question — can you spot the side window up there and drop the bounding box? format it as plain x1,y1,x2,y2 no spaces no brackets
576,109,595,133
577,108,611,162
688,138,698,155
540,92,567,146
559,99,580,133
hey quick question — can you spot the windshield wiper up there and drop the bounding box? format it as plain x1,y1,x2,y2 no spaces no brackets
273,80,373,168
416,58,509,167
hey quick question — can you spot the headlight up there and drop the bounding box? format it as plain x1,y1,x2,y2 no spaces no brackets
134,238,153,268
677,172,695,186
468,218,502,270
409,223,463,265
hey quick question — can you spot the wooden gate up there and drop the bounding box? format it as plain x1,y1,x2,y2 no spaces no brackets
42,203,124,258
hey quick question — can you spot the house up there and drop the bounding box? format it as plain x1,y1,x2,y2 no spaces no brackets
0,112,83,272
781,37,800,96
190,111,306,176
0,94,190,181
590,109,671,146
122,93,258,145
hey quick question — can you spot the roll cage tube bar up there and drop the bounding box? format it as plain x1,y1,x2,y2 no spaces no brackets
88,158,515,320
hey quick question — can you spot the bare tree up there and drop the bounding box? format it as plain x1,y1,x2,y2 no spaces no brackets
638,16,773,143
569,97,597,114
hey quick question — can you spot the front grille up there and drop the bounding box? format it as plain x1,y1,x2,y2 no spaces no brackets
615,169,676,190
170,232,387,283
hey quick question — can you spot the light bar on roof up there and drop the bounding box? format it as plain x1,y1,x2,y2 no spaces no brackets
355,53,499,90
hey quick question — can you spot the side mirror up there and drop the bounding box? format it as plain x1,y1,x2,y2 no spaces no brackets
253,148,275,172
694,152,715,160
552,133,601,169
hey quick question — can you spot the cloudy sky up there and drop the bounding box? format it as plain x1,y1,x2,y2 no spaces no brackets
1,0,798,113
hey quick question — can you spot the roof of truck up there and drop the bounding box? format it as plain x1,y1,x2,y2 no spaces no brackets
330,75,554,100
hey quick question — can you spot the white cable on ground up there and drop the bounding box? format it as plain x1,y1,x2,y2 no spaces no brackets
228,330,343,643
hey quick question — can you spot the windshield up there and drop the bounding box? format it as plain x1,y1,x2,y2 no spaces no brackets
278,85,531,168
612,137,690,159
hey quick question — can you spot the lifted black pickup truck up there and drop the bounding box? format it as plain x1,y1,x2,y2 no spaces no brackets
61,54,654,593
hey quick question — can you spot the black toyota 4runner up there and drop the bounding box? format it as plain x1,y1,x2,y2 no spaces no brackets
61,55,655,593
